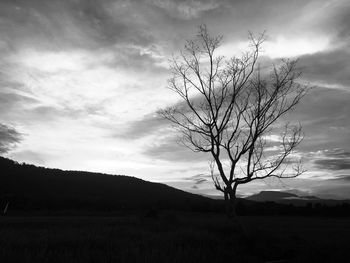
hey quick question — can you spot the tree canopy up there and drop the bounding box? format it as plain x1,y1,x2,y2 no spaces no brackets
160,25,308,216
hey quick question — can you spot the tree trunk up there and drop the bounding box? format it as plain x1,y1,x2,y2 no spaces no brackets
224,190,232,217
225,185,249,238
224,185,237,218
229,191,237,218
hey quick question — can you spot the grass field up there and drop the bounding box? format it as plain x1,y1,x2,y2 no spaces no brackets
0,213,349,262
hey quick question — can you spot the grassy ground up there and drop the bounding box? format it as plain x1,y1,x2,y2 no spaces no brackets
0,212,349,262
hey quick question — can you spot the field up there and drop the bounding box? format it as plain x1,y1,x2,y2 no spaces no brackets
0,213,349,263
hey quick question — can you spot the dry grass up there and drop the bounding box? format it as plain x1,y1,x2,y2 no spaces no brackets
0,213,349,263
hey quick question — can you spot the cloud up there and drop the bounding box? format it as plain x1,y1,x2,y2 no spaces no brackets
326,174,350,182
283,86,350,153
314,159,350,171
143,134,209,162
310,148,350,171
116,113,169,139
321,148,350,159
0,0,180,57
299,49,350,87
184,173,210,183
0,0,350,200
194,178,207,184
0,123,22,154
148,0,221,20
1,0,348,56
0,90,38,110
324,0,350,44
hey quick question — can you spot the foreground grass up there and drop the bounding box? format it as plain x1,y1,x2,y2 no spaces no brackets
0,212,349,262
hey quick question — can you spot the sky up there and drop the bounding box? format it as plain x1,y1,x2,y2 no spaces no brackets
0,0,350,199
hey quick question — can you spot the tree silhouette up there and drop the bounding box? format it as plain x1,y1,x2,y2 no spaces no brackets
159,25,307,217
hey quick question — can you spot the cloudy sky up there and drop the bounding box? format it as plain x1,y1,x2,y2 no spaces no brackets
1,0,350,199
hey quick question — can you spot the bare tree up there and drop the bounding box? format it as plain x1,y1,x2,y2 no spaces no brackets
159,25,307,217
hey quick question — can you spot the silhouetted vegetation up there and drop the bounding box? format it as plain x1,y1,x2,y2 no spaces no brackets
0,214,349,263
0,156,217,214
235,200,350,217
1,156,350,262
1,156,350,217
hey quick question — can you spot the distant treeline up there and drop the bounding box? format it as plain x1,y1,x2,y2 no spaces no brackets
235,200,350,217
0,156,216,213
1,156,349,216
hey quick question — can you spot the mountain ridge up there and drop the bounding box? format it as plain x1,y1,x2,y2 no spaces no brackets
246,190,350,206
0,156,218,213
2,156,349,215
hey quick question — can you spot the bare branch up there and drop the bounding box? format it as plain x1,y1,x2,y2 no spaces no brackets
159,25,308,215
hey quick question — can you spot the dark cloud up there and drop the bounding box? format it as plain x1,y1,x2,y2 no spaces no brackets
1,0,348,56
0,0,330,55
0,123,22,154
310,149,350,171
326,174,350,182
331,2,350,44
284,87,350,152
194,178,207,184
0,0,158,53
314,159,350,171
0,78,40,120
185,173,212,180
188,175,209,189
299,49,350,87
0,91,102,125
0,91,38,108
321,149,350,159
147,0,222,20
183,173,209,184
143,135,209,162
115,113,169,139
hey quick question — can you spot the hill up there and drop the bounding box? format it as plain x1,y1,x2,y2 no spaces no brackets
246,190,350,206
1,156,349,216
0,156,217,213
246,191,299,202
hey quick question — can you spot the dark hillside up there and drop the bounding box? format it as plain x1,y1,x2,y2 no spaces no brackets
0,156,217,213
246,191,350,207
2,156,349,216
